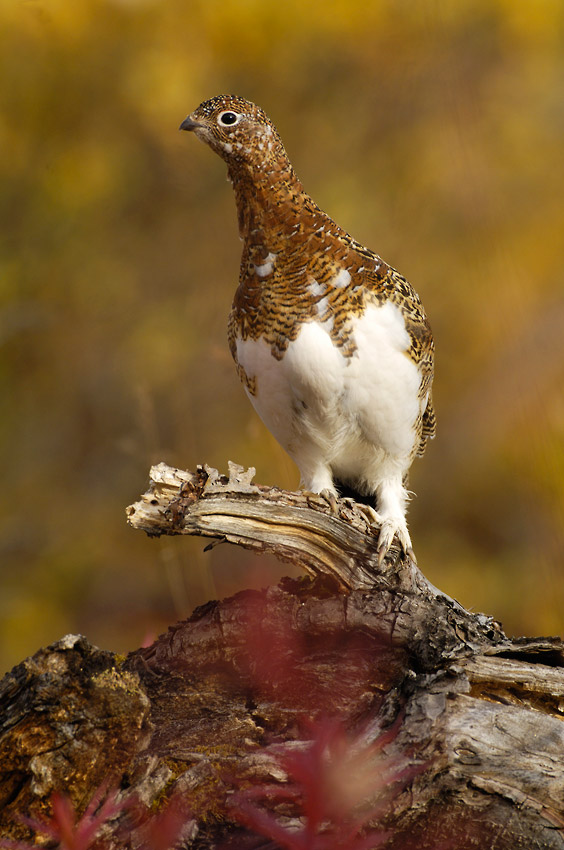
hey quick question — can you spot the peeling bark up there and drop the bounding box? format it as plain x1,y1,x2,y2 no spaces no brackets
1,463,564,848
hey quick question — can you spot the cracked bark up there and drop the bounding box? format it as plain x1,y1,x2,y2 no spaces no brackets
1,462,563,848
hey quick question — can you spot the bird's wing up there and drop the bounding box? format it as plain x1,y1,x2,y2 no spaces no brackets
360,262,436,454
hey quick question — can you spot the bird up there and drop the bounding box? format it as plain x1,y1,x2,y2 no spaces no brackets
180,95,435,564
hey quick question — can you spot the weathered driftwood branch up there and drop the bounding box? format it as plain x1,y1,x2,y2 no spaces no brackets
127,459,395,590
1,462,564,849
126,461,465,604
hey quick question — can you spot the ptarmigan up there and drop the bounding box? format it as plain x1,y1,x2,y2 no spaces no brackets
180,95,435,564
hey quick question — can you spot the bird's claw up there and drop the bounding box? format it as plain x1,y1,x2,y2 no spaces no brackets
375,519,416,568
405,546,418,566
354,503,383,528
376,542,417,567
319,488,339,514
315,492,418,567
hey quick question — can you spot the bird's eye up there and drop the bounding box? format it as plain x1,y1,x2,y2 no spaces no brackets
218,111,240,127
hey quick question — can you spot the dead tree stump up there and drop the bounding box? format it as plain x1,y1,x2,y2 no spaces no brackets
1,462,563,848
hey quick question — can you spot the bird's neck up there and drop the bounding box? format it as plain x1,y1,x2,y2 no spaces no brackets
227,157,313,244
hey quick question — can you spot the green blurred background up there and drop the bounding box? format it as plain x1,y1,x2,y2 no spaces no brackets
1,0,564,674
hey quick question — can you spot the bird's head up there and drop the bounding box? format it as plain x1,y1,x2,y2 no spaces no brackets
179,95,286,172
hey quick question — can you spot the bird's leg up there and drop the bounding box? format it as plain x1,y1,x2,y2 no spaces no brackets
299,460,340,514
374,475,415,566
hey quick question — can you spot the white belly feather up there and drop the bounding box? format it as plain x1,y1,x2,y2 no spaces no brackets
235,301,423,494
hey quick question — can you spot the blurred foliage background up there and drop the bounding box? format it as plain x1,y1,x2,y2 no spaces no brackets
1,0,564,674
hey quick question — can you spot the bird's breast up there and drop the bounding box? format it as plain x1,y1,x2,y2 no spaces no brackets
233,301,425,461
231,251,377,363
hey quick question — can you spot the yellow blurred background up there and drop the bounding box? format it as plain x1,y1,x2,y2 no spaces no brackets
1,0,564,674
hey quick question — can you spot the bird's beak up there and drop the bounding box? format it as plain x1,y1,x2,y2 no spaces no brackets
179,115,201,132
